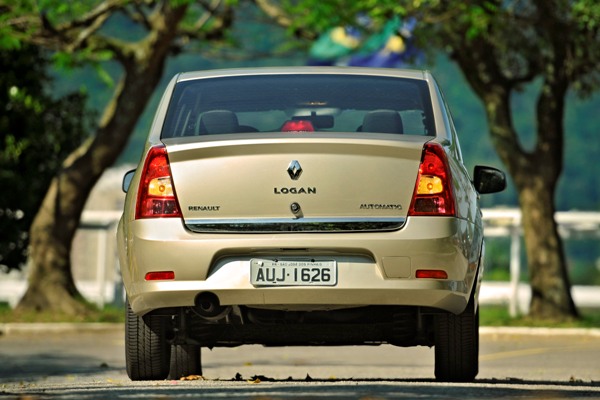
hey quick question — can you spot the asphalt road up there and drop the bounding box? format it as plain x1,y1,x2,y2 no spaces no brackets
0,324,599,399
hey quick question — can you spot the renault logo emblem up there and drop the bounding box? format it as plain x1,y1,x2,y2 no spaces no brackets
287,160,302,180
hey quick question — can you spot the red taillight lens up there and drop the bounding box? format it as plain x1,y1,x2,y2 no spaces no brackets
281,120,315,132
415,269,448,279
145,271,175,281
408,143,456,216
135,145,182,219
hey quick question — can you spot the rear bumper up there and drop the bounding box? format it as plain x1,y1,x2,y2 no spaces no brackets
118,215,482,316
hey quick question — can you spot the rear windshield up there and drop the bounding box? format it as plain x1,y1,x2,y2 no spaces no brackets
160,74,435,138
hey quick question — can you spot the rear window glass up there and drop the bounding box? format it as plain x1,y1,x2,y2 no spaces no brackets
160,74,435,138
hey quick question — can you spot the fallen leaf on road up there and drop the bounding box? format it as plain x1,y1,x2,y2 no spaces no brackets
180,375,204,381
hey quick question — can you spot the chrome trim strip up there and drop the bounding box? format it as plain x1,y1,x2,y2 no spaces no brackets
184,217,406,233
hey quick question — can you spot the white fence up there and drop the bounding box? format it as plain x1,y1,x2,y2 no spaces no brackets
0,210,122,309
481,209,600,315
1,209,599,314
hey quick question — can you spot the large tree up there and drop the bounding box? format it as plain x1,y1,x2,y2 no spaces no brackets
1,0,235,315
423,1,597,321
281,0,600,320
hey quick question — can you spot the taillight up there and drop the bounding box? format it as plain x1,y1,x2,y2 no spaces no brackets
135,145,182,219
145,271,175,281
281,120,315,132
408,143,456,216
415,269,448,279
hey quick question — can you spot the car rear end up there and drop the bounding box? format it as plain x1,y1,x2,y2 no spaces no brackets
118,67,486,382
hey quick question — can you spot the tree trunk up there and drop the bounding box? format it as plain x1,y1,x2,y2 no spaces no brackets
518,183,578,319
480,84,578,321
16,141,96,315
514,77,578,320
16,3,188,315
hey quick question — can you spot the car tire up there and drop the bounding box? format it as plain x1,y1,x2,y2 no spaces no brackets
125,300,171,381
168,344,202,380
434,295,479,382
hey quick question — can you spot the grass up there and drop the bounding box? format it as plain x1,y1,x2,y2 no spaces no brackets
480,305,600,328
0,302,125,324
1,302,599,328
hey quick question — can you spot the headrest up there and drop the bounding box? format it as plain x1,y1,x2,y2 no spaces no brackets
362,110,404,134
198,110,240,134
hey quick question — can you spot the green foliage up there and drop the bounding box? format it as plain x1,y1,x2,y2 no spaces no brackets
573,0,600,30
0,45,92,272
0,34,21,50
36,0,98,23
282,0,404,34
482,238,514,281
0,0,39,50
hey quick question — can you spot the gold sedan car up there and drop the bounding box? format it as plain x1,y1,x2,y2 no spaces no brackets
118,67,505,382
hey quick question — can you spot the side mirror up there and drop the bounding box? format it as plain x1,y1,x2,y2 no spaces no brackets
122,169,136,193
473,165,506,194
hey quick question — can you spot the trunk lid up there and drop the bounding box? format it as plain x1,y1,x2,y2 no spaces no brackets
162,134,430,233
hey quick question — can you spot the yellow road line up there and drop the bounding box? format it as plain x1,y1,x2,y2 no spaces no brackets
480,347,551,361
481,343,600,362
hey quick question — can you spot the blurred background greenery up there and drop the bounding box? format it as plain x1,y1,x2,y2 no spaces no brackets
1,1,599,320
45,3,598,287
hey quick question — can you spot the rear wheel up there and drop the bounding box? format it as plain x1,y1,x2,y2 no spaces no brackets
125,300,171,381
169,344,202,380
434,297,479,382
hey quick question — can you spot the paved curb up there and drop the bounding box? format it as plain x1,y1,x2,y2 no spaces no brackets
1,323,599,337
0,322,123,336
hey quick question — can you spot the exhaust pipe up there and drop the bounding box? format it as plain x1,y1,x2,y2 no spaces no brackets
194,292,231,321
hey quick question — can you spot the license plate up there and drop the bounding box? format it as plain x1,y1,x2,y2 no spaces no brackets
250,259,337,286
